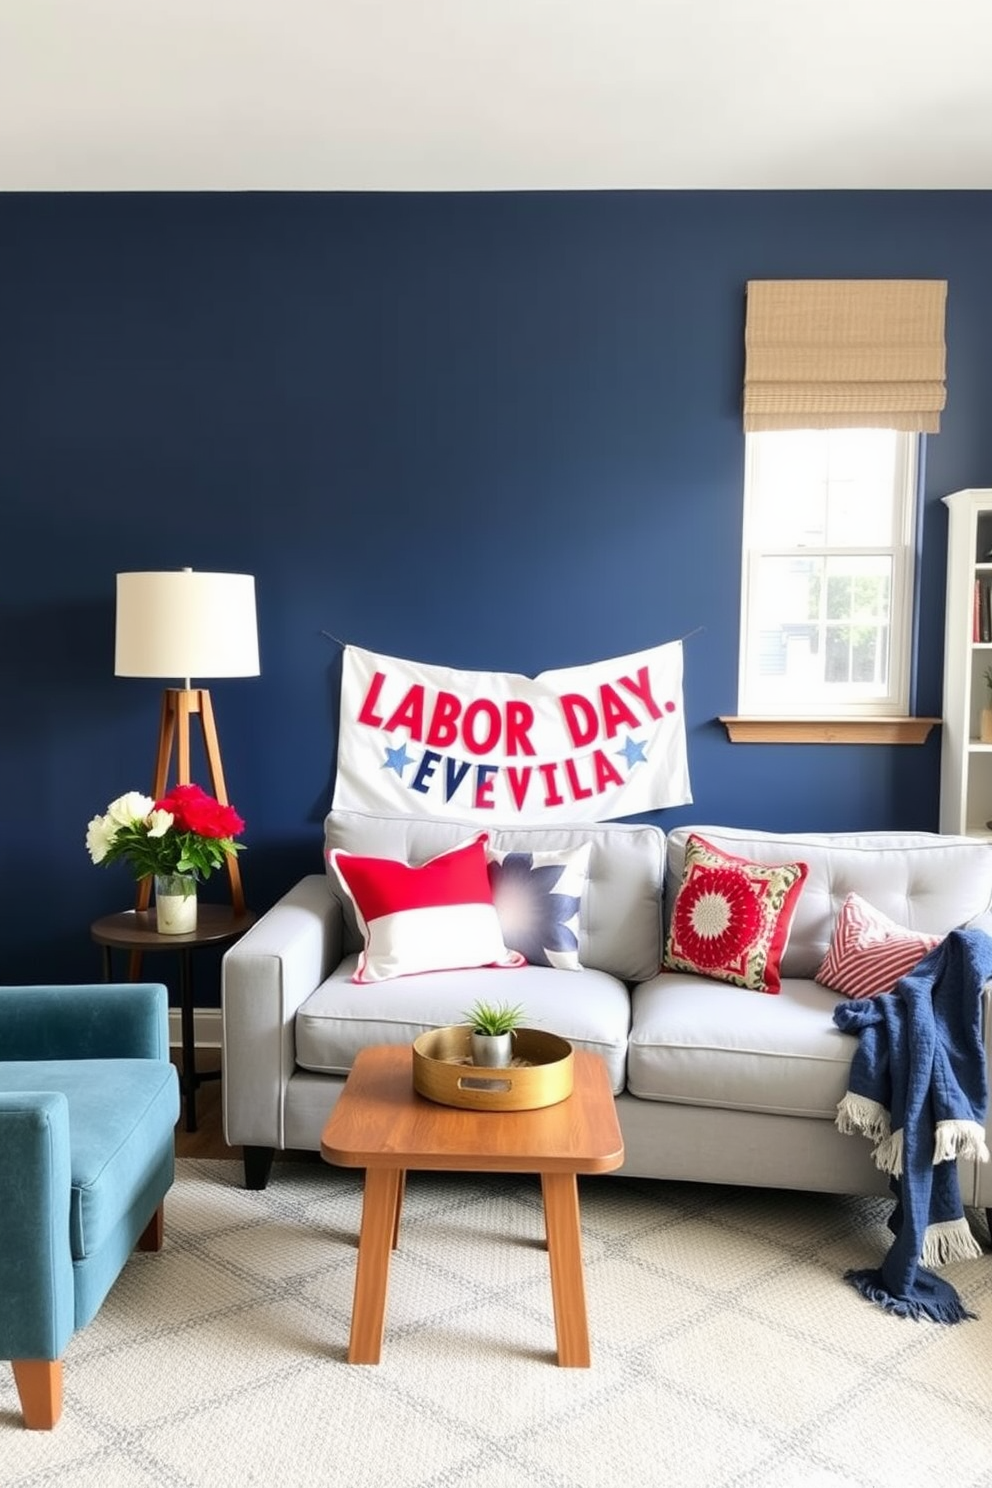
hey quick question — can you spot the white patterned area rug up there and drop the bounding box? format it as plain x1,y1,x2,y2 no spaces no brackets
3,1159,992,1488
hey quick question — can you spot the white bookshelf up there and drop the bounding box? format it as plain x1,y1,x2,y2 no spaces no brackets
940,488,992,838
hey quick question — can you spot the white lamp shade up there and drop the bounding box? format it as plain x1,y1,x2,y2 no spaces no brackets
115,570,260,681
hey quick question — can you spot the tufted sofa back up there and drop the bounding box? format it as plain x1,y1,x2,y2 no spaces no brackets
665,825,992,981
324,808,666,983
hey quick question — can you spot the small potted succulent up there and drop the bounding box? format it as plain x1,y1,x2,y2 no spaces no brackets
461,999,526,1068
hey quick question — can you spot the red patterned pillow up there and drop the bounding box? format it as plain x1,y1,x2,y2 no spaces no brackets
664,835,808,994
814,892,941,998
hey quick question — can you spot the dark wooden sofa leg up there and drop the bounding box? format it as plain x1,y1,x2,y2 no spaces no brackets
244,1145,275,1190
12,1359,63,1429
137,1203,165,1252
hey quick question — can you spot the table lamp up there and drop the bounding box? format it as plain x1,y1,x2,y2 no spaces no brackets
115,568,259,914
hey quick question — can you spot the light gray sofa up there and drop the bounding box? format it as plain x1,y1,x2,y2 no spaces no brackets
222,811,992,1217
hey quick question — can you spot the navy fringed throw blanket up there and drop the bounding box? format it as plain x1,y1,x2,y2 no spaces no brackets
833,926,992,1323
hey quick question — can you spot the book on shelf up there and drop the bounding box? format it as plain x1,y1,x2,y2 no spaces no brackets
976,576,992,643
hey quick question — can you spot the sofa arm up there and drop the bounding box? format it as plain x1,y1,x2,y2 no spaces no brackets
221,875,342,1149
0,1094,75,1360
0,984,170,1062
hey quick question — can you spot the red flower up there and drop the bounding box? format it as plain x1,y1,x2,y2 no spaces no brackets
155,783,245,839
670,866,762,970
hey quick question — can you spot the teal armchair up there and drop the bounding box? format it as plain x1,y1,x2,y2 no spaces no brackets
0,983,179,1429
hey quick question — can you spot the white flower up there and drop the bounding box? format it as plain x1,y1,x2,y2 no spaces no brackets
85,813,117,864
106,791,155,827
146,808,174,838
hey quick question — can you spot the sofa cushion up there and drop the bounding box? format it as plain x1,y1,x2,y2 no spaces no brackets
664,834,807,993
666,826,992,980
327,833,523,982
814,892,942,998
1,1059,179,1259
325,809,665,982
486,842,590,971
627,974,852,1119
295,956,631,1093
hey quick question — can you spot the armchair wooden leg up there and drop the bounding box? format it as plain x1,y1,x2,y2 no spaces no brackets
12,1359,63,1429
137,1203,165,1252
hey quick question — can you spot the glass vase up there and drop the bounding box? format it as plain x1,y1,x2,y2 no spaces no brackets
154,873,198,935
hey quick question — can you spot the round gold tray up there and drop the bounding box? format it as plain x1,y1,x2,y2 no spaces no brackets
412,1026,574,1111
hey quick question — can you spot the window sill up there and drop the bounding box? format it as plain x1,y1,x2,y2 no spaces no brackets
718,717,941,745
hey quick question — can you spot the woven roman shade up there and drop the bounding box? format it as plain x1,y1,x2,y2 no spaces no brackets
743,279,947,433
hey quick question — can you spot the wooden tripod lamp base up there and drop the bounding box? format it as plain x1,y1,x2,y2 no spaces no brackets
134,687,246,916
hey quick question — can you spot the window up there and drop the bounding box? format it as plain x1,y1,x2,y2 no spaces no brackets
733,279,945,735
738,428,919,718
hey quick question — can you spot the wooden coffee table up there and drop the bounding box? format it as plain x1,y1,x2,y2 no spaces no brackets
320,1043,624,1368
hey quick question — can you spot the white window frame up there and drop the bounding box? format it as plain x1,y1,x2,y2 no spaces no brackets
738,430,919,719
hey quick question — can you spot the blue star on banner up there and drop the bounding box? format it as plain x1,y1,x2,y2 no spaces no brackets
382,743,414,776
616,735,647,769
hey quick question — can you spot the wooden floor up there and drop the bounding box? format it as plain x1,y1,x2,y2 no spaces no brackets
171,1049,235,1159
171,1049,322,1174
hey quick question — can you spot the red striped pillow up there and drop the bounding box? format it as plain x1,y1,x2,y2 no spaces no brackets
815,893,941,998
328,832,525,983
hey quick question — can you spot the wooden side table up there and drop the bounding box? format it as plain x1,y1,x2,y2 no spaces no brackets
321,1044,624,1367
90,904,256,1132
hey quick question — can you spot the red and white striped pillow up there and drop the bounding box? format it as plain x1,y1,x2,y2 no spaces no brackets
328,832,525,983
815,892,941,999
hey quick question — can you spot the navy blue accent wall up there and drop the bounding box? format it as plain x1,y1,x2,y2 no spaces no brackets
4,191,992,996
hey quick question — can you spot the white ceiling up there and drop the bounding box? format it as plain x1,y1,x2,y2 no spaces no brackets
2,0,991,192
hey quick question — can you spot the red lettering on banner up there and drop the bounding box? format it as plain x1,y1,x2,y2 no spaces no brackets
426,691,461,748
563,758,593,801
505,700,537,757
383,684,425,737
561,666,666,746
539,762,565,807
357,671,388,727
506,766,532,810
599,685,640,738
359,675,538,758
560,694,599,747
618,666,663,721
463,699,501,755
593,749,624,792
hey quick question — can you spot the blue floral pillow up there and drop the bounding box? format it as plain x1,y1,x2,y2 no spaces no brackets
486,844,591,972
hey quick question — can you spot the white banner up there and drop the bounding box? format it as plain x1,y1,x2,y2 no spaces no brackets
332,641,692,825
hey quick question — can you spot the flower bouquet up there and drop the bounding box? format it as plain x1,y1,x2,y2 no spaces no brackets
86,784,245,932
